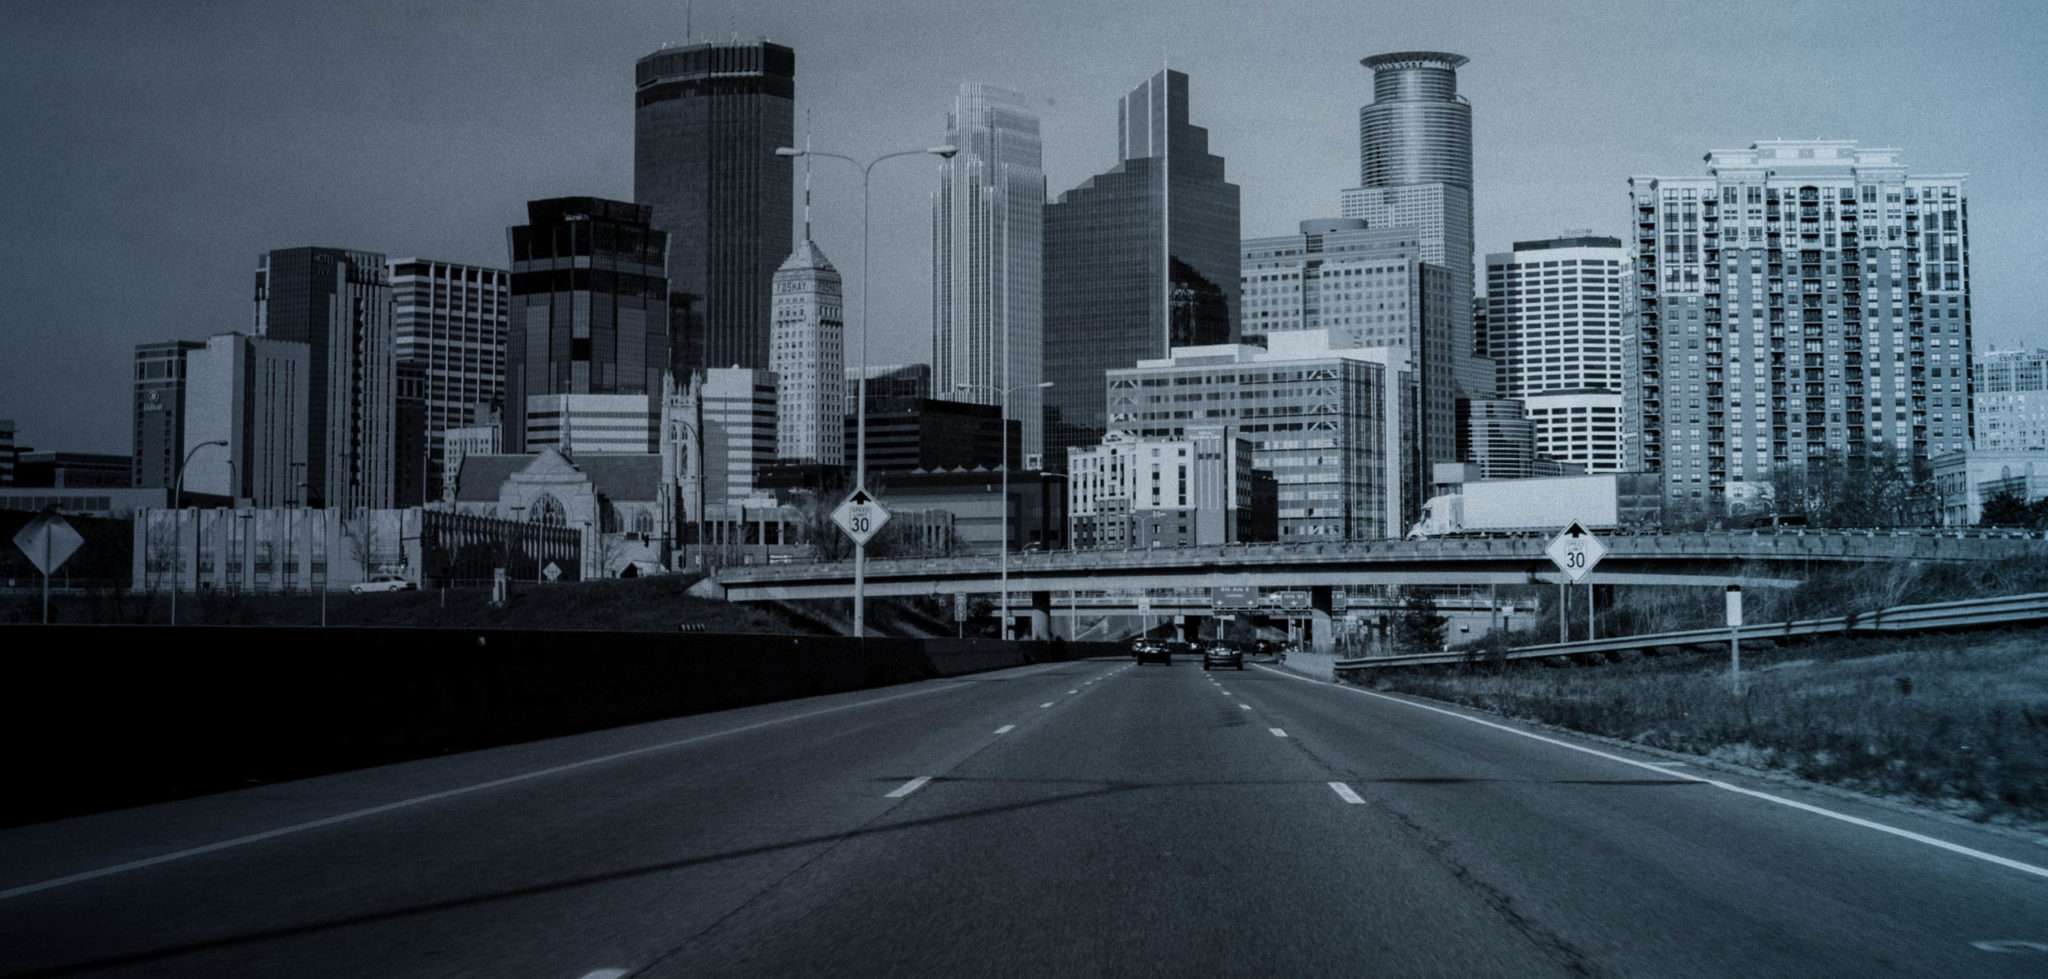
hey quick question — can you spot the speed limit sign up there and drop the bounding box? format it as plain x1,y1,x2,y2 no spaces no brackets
1545,522,1607,583
832,487,891,547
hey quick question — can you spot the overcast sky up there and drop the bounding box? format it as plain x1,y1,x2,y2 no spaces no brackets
3,0,2043,454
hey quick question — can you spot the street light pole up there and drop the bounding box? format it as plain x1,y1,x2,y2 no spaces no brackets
960,379,1052,640
169,439,227,626
776,141,957,638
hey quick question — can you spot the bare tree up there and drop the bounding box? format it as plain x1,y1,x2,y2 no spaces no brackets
343,514,381,578
1771,440,1936,529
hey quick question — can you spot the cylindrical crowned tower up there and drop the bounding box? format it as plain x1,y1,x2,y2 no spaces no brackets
1358,51,1471,189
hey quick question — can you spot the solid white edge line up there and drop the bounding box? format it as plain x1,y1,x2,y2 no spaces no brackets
1329,781,1364,804
886,776,933,799
0,668,1055,903
995,725,1015,734
1252,664,2048,882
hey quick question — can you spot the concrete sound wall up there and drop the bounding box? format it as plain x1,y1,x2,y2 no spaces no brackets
0,627,1116,827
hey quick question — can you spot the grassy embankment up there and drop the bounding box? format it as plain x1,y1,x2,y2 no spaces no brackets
1,572,814,634
1371,560,2048,828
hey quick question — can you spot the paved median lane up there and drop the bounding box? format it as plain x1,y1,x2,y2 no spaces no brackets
639,658,1630,977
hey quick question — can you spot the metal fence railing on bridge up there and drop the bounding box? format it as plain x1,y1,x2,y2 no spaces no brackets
1334,592,2048,672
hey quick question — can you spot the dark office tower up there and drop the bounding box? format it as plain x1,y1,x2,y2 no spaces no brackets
132,339,205,489
255,247,395,512
634,41,795,376
395,360,429,507
1341,52,1483,447
1042,69,1240,471
504,197,671,454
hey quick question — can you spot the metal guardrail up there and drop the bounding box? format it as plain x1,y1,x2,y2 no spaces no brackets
1335,591,2048,670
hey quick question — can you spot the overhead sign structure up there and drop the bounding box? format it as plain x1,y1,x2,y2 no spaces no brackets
832,487,891,547
1545,522,1607,583
1212,586,1258,611
13,513,84,576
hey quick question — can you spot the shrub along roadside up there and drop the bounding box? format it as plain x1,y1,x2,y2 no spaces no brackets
1365,626,2048,828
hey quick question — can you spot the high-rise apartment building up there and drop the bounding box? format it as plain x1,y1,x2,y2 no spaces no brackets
1043,69,1240,471
1241,218,1456,471
504,198,671,456
254,247,395,512
1340,52,1485,399
934,82,1045,461
634,41,795,375
389,258,509,501
182,333,310,506
1524,390,1624,473
1974,349,2048,452
1629,140,1971,508
132,340,205,490
1108,331,1412,538
771,239,845,465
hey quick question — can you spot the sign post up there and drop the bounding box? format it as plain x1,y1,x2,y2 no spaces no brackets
832,487,891,637
1545,522,1607,644
1726,584,1744,694
13,512,84,625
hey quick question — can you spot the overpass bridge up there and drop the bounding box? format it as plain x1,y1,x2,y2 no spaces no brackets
696,529,2048,642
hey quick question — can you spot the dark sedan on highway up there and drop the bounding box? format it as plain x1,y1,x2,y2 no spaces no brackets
1202,639,1247,670
1131,638,1173,665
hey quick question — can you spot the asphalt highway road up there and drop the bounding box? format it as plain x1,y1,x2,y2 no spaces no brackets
3,655,2047,977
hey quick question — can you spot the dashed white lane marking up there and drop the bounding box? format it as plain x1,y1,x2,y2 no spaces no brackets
580,970,631,979
887,776,933,798
1068,689,1078,694
1040,702,1054,709
1255,664,2048,882
1270,728,1287,738
0,672,1043,903
995,725,1015,735
1238,704,1252,710
1329,781,1365,804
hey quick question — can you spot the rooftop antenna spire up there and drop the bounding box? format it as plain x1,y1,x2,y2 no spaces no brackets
802,111,814,241
685,0,691,42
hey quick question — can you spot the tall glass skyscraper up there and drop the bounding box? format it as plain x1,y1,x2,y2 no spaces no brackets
634,41,795,376
504,198,671,455
1340,51,1482,455
933,82,1044,462
254,247,394,512
1042,69,1239,470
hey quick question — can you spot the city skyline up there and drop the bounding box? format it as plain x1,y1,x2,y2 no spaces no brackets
3,0,2045,454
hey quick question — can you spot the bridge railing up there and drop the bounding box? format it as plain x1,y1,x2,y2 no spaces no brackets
716,529,2048,582
1334,591,2048,671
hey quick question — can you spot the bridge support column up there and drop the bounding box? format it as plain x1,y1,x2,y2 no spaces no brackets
1180,614,1206,643
1309,585,1336,654
1028,591,1052,641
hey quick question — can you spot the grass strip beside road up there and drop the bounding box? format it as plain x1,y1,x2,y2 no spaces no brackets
1364,627,2048,829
